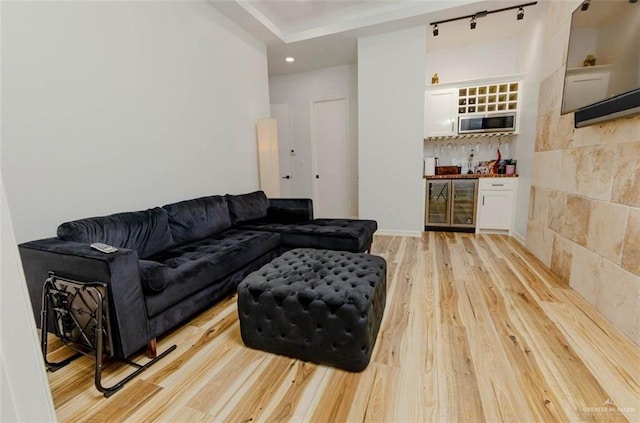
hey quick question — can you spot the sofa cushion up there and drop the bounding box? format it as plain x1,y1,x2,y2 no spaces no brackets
266,206,310,223
143,229,281,317
139,260,171,293
238,218,377,253
226,191,270,224
163,196,232,244
57,207,174,259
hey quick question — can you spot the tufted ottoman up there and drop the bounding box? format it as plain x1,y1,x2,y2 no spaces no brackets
237,248,386,372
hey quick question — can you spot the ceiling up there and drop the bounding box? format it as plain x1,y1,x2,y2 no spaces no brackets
209,0,541,76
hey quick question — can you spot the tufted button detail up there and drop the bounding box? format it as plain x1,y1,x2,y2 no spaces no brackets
238,247,386,372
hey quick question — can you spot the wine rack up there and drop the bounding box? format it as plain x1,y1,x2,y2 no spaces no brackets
457,82,519,114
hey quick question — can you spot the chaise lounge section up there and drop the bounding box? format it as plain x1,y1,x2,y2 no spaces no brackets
228,192,376,253
19,190,377,360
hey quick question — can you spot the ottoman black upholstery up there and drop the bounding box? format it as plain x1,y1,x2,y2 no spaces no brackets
237,248,386,372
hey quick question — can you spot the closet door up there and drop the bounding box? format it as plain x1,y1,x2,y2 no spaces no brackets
311,97,353,218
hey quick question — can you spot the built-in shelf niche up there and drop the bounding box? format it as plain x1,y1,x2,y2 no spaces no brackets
458,82,519,114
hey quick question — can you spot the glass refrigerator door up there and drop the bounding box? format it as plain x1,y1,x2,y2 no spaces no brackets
451,180,477,227
426,181,450,225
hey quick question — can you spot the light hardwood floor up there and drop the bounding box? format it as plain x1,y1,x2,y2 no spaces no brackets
46,234,640,422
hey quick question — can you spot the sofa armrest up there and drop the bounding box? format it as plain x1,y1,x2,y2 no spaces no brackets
19,238,149,359
268,198,313,221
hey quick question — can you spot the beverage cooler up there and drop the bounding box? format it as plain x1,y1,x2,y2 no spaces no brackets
425,179,478,230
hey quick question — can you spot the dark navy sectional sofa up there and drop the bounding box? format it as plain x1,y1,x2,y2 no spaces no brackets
19,190,377,360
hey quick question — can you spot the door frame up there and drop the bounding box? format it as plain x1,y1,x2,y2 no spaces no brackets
309,96,352,217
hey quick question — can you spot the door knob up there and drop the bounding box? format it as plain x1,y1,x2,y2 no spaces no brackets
315,175,319,179
281,175,291,179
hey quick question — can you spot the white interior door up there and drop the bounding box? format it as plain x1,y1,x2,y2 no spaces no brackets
311,97,352,218
270,103,293,197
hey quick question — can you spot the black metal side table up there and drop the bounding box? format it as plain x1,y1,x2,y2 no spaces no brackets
40,272,176,397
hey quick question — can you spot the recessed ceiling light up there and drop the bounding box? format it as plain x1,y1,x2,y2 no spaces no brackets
285,57,295,63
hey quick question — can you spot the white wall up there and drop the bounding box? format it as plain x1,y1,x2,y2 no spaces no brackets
513,4,546,242
1,5,56,419
1,178,56,421
426,38,518,84
358,26,426,236
1,2,270,243
268,65,358,212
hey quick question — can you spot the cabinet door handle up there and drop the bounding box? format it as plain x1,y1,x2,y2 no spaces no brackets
482,195,485,206
451,121,454,132
491,183,504,187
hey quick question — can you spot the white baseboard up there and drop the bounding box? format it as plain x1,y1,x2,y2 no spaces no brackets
478,229,509,235
375,229,422,238
512,230,526,246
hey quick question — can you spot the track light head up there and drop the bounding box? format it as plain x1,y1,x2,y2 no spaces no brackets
470,16,477,29
433,24,439,36
581,0,590,11
517,7,524,20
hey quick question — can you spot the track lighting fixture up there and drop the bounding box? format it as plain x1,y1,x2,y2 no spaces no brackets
581,0,590,10
429,1,537,36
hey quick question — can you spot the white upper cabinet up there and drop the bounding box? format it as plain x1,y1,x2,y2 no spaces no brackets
424,76,523,139
424,88,457,137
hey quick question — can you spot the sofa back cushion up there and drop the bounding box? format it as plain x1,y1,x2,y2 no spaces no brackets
162,195,232,244
57,207,174,259
226,191,270,224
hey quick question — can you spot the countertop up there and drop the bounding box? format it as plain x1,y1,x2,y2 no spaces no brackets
424,174,518,179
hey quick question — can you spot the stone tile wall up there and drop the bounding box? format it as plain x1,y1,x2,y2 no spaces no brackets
527,0,640,346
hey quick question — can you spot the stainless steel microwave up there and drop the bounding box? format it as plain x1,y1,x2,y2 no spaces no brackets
458,112,516,134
